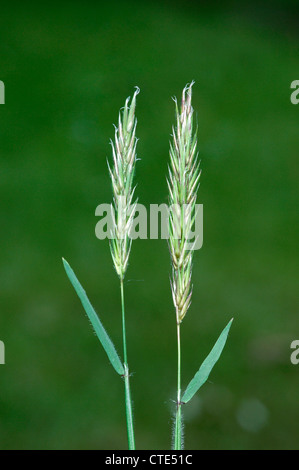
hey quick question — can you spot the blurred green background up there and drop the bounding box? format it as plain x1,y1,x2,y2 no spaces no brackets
0,0,298,450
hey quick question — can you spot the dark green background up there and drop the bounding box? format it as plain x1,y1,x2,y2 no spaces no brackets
0,0,298,450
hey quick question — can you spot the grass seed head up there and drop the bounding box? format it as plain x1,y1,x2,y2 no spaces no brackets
109,87,140,280
168,82,200,323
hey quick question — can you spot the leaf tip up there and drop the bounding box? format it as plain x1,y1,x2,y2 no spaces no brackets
62,257,70,269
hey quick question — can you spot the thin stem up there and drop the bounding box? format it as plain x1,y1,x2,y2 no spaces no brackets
174,314,182,450
124,364,135,450
120,278,135,450
120,278,128,365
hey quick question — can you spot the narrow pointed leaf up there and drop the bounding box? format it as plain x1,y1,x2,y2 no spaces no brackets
62,258,124,376
182,318,233,403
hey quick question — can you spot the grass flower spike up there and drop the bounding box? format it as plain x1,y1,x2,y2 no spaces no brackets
168,81,200,323
109,87,139,281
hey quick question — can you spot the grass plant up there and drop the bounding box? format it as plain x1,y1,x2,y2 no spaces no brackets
167,83,233,449
63,88,139,450
62,83,233,450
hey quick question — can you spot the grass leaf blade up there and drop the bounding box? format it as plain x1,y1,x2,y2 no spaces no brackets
182,318,233,403
62,258,124,376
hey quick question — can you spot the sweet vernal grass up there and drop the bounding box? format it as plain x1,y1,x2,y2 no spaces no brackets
62,84,233,450
108,87,140,449
63,89,139,450
168,82,199,449
167,83,233,450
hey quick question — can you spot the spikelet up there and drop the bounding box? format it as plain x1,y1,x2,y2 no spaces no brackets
108,87,140,280
168,82,200,323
